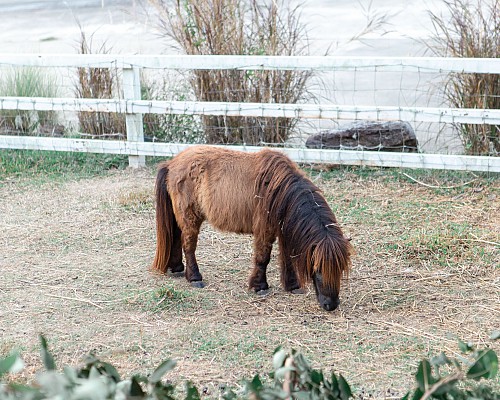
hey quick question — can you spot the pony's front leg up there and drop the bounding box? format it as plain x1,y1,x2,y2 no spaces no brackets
279,239,302,293
181,226,205,288
249,236,274,294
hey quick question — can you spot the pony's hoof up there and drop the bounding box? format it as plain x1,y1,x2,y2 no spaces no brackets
190,281,206,288
256,289,269,296
291,288,305,294
168,271,185,278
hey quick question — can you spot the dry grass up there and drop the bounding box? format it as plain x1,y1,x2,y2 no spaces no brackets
149,0,313,144
0,166,498,398
74,30,126,138
427,0,500,155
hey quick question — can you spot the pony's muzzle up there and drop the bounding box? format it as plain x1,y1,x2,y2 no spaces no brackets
319,295,340,311
313,273,340,311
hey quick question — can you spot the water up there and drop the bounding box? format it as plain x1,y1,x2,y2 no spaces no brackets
0,0,127,11
0,0,460,152
0,0,449,55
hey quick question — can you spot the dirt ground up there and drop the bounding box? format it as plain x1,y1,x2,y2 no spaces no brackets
1,165,499,398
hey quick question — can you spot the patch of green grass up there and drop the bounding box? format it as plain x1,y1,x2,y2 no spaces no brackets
308,165,498,194
0,150,129,184
188,327,271,370
385,221,497,269
138,284,195,313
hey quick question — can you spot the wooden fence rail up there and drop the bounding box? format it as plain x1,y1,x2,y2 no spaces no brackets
0,54,499,171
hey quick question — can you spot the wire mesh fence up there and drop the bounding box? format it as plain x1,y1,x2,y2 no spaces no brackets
0,55,499,171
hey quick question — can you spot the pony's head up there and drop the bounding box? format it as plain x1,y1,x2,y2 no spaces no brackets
307,236,352,311
312,272,339,311
254,150,352,311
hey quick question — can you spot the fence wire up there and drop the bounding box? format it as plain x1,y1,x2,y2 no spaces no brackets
0,56,499,170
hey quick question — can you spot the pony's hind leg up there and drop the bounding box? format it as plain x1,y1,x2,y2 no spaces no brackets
167,222,184,277
249,235,274,294
181,222,205,288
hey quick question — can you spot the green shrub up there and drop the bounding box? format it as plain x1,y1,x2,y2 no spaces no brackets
0,67,59,134
404,332,500,399
141,72,204,143
427,0,500,155
1,335,498,399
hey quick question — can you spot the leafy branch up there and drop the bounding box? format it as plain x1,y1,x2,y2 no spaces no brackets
1,333,499,400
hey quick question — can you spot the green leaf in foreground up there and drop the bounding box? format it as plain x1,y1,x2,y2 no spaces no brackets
185,381,201,400
338,374,352,400
0,353,23,378
272,347,287,370
130,376,145,397
467,349,498,381
39,334,56,371
149,359,177,384
99,360,121,382
458,340,474,353
415,359,435,392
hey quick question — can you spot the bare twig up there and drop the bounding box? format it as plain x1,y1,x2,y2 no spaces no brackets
44,293,104,309
401,172,477,189
421,372,463,400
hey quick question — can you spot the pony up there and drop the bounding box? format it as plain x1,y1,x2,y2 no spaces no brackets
152,146,353,311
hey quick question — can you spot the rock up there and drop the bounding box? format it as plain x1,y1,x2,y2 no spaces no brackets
305,121,418,152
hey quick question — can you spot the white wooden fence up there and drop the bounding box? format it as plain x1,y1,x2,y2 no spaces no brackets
1,54,499,172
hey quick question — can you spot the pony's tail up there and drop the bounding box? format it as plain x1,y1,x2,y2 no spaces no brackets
152,163,173,273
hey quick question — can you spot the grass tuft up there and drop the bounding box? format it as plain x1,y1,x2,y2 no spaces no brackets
149,0,313,145
427,0,500,155
0,67,59,134
140,284,194,313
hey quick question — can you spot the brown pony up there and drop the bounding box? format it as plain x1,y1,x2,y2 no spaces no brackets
152,146,353,311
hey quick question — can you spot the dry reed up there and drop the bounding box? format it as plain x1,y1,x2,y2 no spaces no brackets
428,0,500,155
149,0,313,145
74,30,126,138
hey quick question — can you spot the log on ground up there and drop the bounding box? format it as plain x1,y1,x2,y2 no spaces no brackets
305,121,418,152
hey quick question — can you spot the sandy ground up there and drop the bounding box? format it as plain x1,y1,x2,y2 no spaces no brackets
0,166,498,397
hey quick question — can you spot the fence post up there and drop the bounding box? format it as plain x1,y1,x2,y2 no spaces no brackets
123,66,145,168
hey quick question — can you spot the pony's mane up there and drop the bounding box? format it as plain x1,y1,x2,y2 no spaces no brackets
255,150,352,291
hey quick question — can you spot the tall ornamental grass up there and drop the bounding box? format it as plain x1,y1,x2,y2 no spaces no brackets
149,0,313,145
74,30,126,138
428,0,499,155
0,67,59,134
